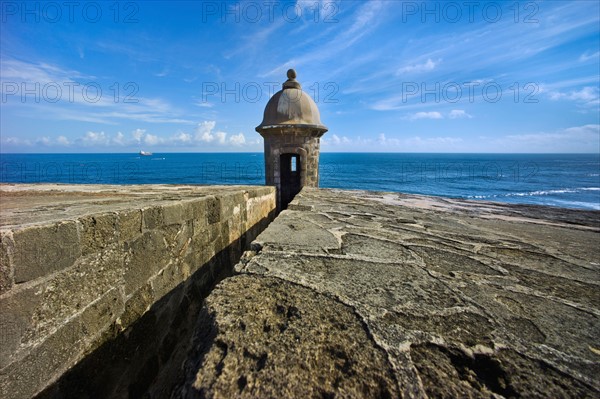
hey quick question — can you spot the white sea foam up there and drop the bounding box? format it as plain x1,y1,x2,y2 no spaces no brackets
552,200,600,210
467,187,600,199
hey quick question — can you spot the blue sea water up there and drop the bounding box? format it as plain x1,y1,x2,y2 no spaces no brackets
1,153,599,210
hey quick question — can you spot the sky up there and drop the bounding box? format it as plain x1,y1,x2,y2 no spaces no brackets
0,0,599,153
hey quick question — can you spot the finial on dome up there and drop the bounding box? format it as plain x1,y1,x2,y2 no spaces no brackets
283,68,301,89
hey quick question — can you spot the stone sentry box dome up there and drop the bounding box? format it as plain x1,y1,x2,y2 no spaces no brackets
256,69,328,210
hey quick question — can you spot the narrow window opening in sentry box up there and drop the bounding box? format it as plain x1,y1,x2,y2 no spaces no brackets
291,156,297,172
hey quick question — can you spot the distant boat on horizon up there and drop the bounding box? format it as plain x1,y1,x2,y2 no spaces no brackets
139,151,153,156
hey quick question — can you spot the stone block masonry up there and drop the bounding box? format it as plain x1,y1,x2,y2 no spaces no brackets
177,187,600,398
0,184,276,399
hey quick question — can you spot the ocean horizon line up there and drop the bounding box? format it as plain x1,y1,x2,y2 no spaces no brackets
1,151,599,156
1,153,598,210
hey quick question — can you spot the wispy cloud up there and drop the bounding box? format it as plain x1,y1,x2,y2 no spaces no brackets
0,58,92,84
1,58,192,125
194,100,214,108
154,67,170,77
579,51,600,62
320,124,598,153
339,0,385,46
260,0,388,77
409,111,443,120
397,58,440,75
296,0,338,11
495,124,600,152
224,19,286,61
507,124,599,142
548,86,599,107
448,109,473,119
377,133,464,151
95,40,158,63
321,132,465,152
349,1,599,101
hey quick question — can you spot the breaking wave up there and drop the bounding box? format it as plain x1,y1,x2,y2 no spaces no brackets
467,187,600,199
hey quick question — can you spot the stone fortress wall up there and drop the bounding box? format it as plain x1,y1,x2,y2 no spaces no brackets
0,184,276,398
0,184,599,398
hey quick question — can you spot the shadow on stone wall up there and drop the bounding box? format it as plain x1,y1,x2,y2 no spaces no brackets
34,215,273,399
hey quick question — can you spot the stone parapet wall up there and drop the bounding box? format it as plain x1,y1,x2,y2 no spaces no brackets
0,184,276,398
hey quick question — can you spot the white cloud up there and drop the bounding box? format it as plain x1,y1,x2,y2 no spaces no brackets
370,99,402,111
3,137,32,146
548,86,599,108
215,131,227,144
174,132,192,143
405,136,464,146
0,58,193,125
191,121,239,146
194,101,214,108
200,131,214,142
144,134,162,145
229,133,246,146
0,58,89,86
409,111,443,120
393,109,470,120
397,58,439,75
154,67,169,77
125,121,246,147
549,86,598,101
296,0,337,10
563,124,600,136
1,120,260,151
196,121,217,142
448,109,473,119
497,124,599,152
113,132,125,145
510,124,599,143
295,0,339,18
322,134,352,146
343,133,466,151
132,129,145,143
378,133,401,146
37,137,51,146
261,0,386,77
579,51,600,62
82,131,109,146
344,1,383,37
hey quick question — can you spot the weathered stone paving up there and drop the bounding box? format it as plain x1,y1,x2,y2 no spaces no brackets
179,188,600,398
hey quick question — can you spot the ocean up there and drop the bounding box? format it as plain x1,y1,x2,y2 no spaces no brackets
1,153,599,210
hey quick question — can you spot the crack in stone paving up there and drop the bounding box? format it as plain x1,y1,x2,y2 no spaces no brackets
181,188,600,397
